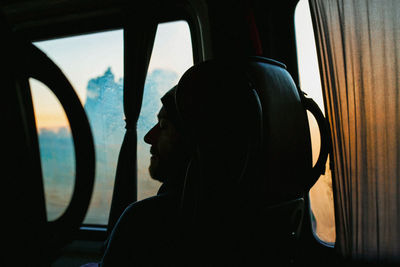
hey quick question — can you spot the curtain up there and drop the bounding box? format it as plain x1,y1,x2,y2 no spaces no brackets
107,19,157,232
309,0,400,263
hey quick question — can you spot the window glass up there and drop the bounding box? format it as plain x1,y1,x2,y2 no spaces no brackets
295,0,336,245
30,79,75,221
31,29,124,225
137,20,193,200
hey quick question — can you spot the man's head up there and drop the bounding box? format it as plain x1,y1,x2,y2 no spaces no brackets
144,87,191,184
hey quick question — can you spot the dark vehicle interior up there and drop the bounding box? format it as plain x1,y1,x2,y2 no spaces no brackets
1,0,399,266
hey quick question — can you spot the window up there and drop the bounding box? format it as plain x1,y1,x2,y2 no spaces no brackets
295,0,336,245
31,29,124,225
137,20,193,200
30,79,75,221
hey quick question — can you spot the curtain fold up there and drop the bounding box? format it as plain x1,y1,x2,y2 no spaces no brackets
309,0,400,263
107,18,157,232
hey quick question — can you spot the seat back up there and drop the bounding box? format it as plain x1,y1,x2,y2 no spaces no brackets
246,57,313,202
175,57,321,265
176,59,263,265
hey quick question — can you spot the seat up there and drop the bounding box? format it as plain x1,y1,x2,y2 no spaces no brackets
176,56,323,265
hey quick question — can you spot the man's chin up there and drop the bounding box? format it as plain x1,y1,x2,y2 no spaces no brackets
149,165,165,183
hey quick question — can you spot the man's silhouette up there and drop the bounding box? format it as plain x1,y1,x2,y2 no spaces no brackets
144,86,191,196
99,86,191,266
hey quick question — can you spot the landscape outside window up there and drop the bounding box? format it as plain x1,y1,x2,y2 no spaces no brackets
295,0,336,244
31,21,193,225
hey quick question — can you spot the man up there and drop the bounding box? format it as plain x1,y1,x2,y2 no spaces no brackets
144,86,192,196
99,86,192,266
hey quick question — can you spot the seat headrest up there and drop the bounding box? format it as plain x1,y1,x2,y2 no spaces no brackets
176,59,263,214
176,60,262,148
176,57,313,210
246,56,313,202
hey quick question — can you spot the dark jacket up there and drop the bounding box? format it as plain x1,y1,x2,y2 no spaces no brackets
100,182,183,266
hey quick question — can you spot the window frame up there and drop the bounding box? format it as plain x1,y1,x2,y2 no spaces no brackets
19,3,206,241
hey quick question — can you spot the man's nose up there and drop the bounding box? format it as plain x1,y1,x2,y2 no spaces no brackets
144,124,160,145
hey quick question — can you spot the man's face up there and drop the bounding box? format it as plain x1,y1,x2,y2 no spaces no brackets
144,106,187,182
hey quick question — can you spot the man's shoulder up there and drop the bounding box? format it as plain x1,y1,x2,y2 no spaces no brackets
122,193,180,221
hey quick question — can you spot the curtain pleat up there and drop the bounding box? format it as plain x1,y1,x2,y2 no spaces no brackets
107,19,157,232
309,0,400,263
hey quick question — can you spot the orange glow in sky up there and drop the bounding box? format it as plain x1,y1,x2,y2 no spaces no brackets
30,78,70,130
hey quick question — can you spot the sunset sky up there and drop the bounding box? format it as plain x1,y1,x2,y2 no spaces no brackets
30,21,192,130
295,0,324,111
